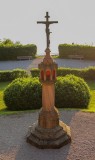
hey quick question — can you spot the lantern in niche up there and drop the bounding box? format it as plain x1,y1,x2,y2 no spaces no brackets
46,70,51,80
38,49,58,83
39,65,57,83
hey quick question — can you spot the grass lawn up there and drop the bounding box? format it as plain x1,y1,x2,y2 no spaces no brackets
85,81,95,112
0,82,10,110
0,80,95,115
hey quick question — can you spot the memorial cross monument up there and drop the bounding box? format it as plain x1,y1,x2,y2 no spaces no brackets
27,12,71,148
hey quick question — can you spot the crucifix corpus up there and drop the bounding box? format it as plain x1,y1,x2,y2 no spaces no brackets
26,12,71,149
37,12,58,50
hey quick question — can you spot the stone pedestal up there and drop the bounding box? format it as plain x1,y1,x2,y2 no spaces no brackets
26,49,71,148
27,119,71,149
27,84,71,148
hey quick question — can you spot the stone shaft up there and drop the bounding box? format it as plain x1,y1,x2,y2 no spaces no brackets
42,83,55,111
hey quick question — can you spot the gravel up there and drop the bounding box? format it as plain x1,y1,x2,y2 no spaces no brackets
0,58,95,70
0,110,95,160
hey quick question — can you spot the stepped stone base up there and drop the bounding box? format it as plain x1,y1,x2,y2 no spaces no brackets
26,120,71,149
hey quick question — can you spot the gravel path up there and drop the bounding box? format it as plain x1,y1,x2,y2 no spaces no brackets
0,110,95,160
0,58,95,70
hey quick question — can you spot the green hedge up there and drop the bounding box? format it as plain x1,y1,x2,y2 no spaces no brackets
0,69,28,82
4,78,42,110
58,44,95,60
31,68,40,77
2,66,95,82
3,75,90,110
0,44,37,60
55,75,90,108
30,67,95,80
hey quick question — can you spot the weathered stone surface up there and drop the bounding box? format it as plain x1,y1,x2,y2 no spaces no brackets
38,108,59,129
42,84,55,111
27,120,71,149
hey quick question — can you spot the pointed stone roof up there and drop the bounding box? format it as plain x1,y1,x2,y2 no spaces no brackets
43,48,53,65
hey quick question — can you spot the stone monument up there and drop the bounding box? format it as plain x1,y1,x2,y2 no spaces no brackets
26,12,71,148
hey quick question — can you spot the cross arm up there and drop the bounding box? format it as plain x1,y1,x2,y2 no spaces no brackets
49,21,58,24
37,21,58,25
37,21,46,24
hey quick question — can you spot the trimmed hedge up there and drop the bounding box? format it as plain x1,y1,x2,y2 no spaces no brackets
55,75,90,108
58,44,95,60
0,44,37,60
30,67,95,80
31,68,40,77
3,75,90,110
0,69,28,82
4,78,42,110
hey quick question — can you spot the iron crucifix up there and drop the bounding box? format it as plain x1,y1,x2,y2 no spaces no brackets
37,12,58,50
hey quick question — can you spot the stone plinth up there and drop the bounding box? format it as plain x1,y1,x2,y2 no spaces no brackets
27,119,71,149
27,106,71,148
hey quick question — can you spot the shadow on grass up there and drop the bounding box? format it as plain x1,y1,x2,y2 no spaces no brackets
1,107,94,116
0,82,10,91
86,80,95,90
0,108,37,115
